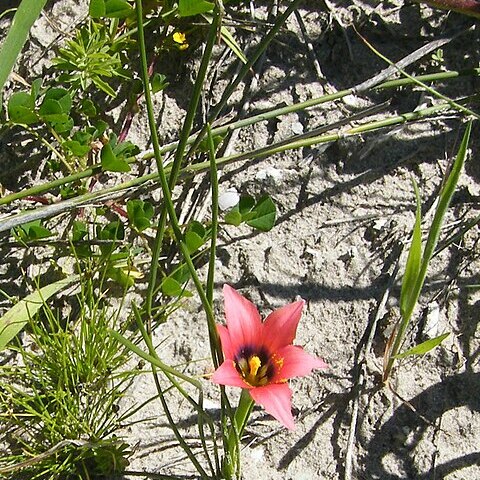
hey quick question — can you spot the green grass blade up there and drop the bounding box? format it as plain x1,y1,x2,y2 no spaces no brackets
220,25,248,64
0,275,79,350
384,121,471,381
394,332,450,359
202,13,248,64
402,121,471,322
399,180,422,319
0,0,48,95
109,328,200,387
421,121,472,266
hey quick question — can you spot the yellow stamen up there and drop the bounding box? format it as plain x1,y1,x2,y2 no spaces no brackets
248,355,261,377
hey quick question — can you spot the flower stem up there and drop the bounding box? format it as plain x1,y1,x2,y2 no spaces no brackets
234,389,254,436
144,3,220,320
224,390,254,479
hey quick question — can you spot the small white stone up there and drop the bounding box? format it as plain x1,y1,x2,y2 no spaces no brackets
292,121,304,135
424,302,440,339
218,188,240,211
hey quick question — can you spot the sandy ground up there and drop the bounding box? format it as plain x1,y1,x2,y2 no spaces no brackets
1,1,479,479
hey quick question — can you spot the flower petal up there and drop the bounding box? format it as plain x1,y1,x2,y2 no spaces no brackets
223,285,262,353
262,300,304,351
211,360,252,389
273,345,328,382
217,324,235,360
249,383,295,430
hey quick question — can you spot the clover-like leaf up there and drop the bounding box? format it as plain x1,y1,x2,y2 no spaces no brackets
8,92,37,124
101,142,131,172
161,276,192,298
151,73,169,94
105,0,133,18
127,199,154,232
72,220,88,242
43,87,72,113
178,0,214,17
224,209,242,226
247,195,276,232
13,220,53,242
185,231,204,254
98,221,125,241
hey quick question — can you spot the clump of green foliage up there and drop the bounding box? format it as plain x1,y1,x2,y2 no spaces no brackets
0,277,137,479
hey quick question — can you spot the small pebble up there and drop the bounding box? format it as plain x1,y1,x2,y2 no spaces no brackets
292,121,304,135
218,188,240,211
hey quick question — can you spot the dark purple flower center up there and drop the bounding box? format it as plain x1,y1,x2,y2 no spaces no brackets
234,346,278,387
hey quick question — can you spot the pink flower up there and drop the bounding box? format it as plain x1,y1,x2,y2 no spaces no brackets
211,285,328,430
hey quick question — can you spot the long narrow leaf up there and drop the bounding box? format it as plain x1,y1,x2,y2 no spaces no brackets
0,275,79,350
421,121,472,265
109,328,200,387
203,14,248,64
394,332,450,359
0,0,48,95
220,26,248,64
403,121,471,323
384,121,471,381
399,180,423,319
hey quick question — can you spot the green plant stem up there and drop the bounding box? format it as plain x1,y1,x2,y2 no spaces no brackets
111,326,212,478
133,6,225,473
359,34,480,120
110,330,198,388
144,4,221,319
133,305,218,478
134,0,165,321
205,125,224,475
129,314,219,475
24,125,72,173
134,0,220,358
186,0,303,158
47,125,76,172
206,124,219,308
0,97,470,234
224,389,254,480
132,9,215,474
1,67,479,207
187,99,460,169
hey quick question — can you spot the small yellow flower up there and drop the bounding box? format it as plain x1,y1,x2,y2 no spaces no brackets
172,32,189,50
